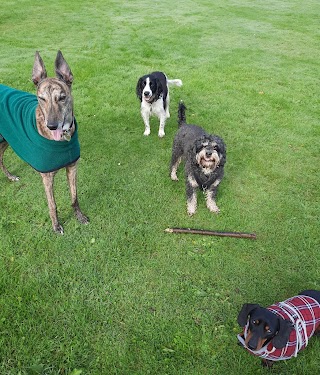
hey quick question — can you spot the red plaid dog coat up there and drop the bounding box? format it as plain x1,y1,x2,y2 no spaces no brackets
237,295,320,361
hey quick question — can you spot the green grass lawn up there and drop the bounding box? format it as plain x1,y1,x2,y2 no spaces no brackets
0,0,319,374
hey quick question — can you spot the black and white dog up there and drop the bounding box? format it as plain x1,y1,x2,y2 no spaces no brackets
170,102,226,216
136,71,182,137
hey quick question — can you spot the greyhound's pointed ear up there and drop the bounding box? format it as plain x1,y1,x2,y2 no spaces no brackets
32,51,47,86
237,304,260,326
272,319,293,349
55,50,73,86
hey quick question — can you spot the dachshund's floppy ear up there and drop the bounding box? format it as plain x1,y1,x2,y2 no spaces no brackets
136,78,143,100
237,304,260,327
272,319,294,349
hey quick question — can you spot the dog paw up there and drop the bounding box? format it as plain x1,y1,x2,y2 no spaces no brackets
187,205,196,216
9,175,19,182
170,173,178,181
261,359,274,368
78,213,89,225
143,129,150,136
210,207,220,214
207,201,220,214
158,131,165,138
187,199,197,216
54,224,64,235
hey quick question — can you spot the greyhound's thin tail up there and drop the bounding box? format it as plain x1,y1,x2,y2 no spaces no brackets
167,79,183,87
178,101,187,127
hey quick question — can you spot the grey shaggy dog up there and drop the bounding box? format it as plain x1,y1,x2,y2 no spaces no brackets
170,102,226,216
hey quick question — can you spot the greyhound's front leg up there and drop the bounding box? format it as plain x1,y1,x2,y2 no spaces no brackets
66,163,89,225
0,141,19,181
40,171,63,234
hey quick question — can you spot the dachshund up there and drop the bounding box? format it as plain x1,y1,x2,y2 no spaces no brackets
237,290,320,367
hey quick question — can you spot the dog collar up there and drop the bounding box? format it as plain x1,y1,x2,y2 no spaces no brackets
193,168,220,190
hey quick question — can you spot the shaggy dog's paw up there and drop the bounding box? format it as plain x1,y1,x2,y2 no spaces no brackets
170,172,178,181
206,200,220,214
209,206,220,214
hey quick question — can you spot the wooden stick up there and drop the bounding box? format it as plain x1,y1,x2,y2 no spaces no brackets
165,227,257,239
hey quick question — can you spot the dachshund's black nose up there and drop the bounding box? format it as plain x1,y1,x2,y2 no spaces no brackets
248,343,257,350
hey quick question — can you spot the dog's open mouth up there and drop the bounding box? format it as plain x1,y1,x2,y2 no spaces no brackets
200,156,219,169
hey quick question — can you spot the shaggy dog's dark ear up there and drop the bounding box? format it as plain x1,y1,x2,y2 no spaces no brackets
272,319,294,349
215,136,227,165
237,304,260,326
192,137,205,156
217,136,226,155
136,77,144,100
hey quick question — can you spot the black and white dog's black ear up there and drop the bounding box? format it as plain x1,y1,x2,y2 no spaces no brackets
136,77,144,100
237,304,260,326
156,78,167,109
272,319,294,349
155,78,163,97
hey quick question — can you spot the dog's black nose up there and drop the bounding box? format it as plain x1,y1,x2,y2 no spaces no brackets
206,151,213,157
47,123,58,130
248,343,257,350
144,91,150,97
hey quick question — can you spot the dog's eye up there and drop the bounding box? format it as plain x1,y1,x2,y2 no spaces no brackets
59,94,66,102
38,96,45,102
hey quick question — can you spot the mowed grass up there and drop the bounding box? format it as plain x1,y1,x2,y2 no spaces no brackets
0,0,319,374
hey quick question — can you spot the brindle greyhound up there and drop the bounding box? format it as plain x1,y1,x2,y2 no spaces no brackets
0,51,89,234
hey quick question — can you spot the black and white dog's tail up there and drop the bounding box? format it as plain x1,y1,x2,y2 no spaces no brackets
167,79,183,87
177,101,187,127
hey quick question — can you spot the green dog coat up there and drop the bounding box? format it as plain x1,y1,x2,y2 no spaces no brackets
0,84,80,173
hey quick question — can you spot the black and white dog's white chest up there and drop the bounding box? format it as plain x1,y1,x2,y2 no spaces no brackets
142,94,165,116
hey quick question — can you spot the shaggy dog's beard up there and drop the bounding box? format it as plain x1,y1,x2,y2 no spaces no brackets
196,149,220,173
